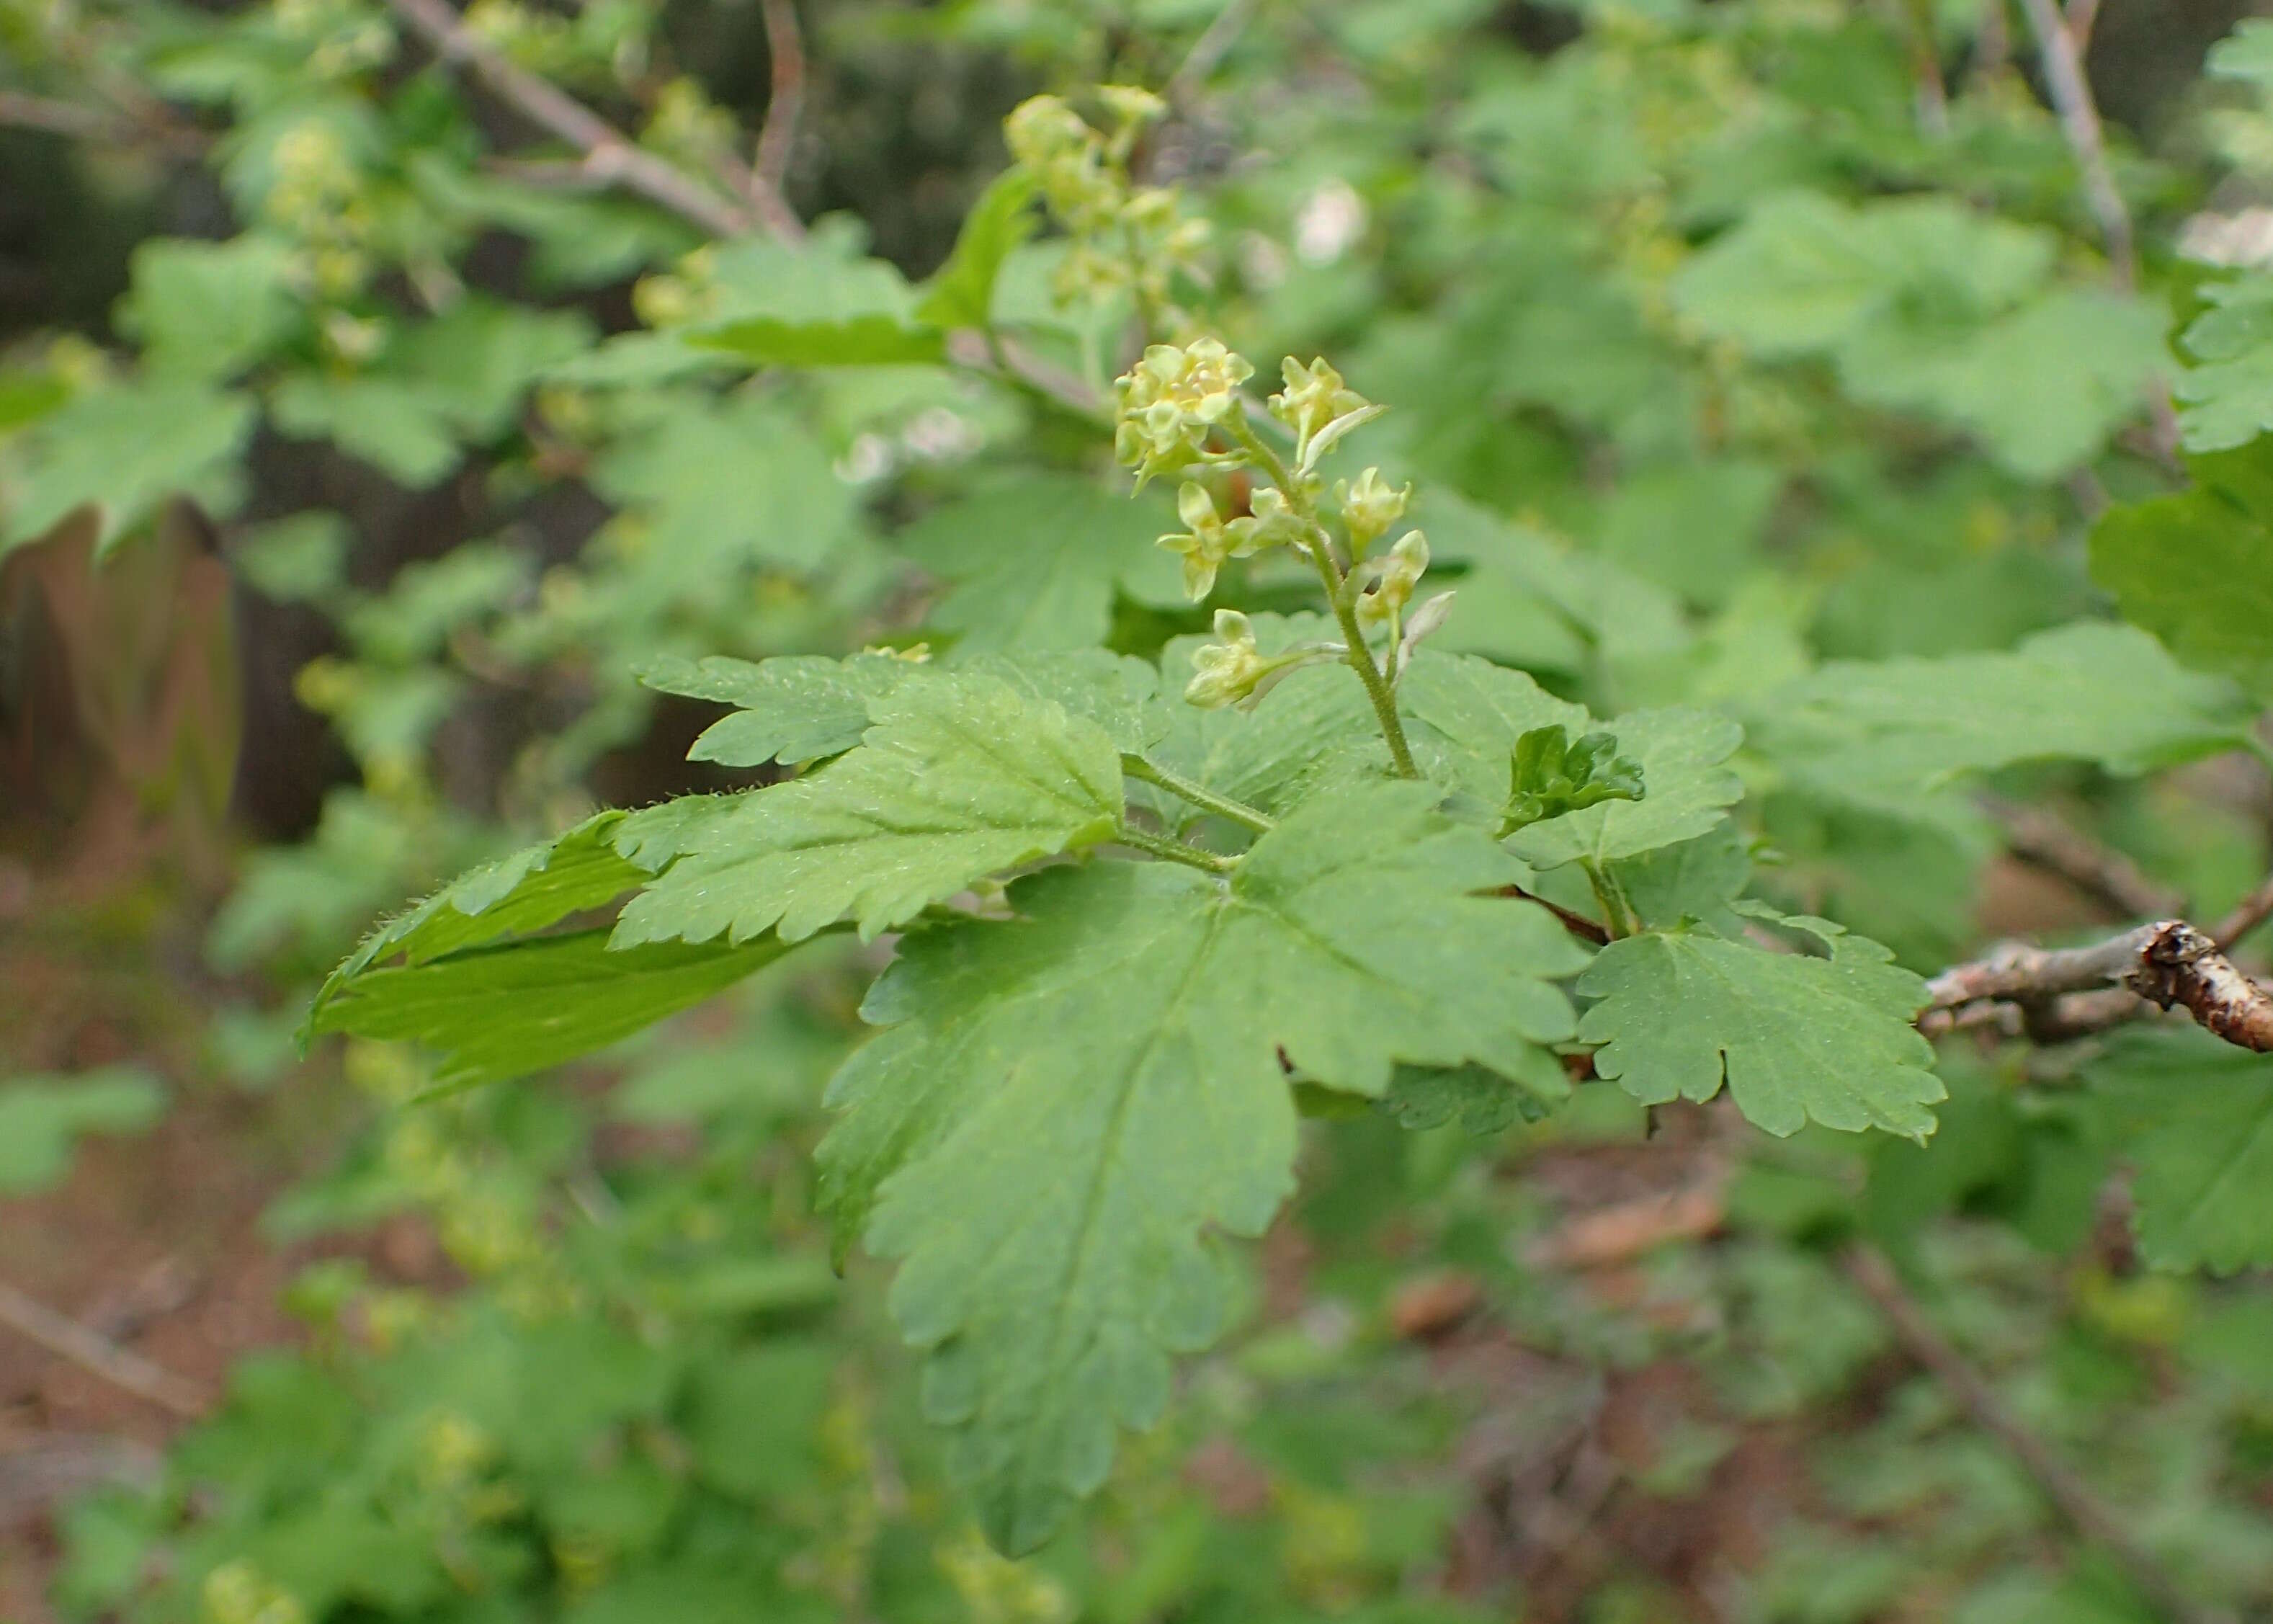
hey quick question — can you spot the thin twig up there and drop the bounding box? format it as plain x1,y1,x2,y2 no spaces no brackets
1496,885,1612,947
1979,793,2185,921
0,1280,209,1420
383,0,796,239
1841,1246,2234,1624
2214,873,2273,950
0,90,114,140
752,0,805,202
2014,0,2133,289
1900,0,1950,135
0,89,207,155
2065,0,2101,52
1976,0,2011,81
2014,0,2182,459
1164,0,1261,108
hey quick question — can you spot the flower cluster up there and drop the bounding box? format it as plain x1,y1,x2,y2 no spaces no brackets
1004,91,1209,316
1110,336,1449,747
1113,338,1253,486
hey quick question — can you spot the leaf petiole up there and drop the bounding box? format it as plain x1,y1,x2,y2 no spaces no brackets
1112,823,1239,873
1122,754,1277,835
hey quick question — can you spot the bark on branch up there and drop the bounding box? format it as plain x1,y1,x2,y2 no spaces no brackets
1921,918,2273,1053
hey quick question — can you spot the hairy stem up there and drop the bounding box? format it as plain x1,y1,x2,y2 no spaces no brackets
1581,860,1636,940
1230,412,1420,778
1306,537,1421,779
1114,823,1238,873
1122,755,1276,835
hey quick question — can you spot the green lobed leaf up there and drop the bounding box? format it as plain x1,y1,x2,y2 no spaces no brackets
1749,623,2256,798
687,314,947,368
268,300,594,486
2169,275,2273,453
1674,192,2053,359
309,806,705,1030
640,651,932,767
1,379,256,554
815,782,1586,1551
310,929,799,1094
642,647,1168,767
1578,914,1941,1138
1151,634,1390,820
1676,193,2156,474
674,224,947,370
119,236,300,384
2090,446,2273,701
2087,1028,2273,1275
589,393,857,578
893,474,1187,651
611,674,1126,946
0,1068,168,1194
1506,709,1745,870
1377,1061,1562,1136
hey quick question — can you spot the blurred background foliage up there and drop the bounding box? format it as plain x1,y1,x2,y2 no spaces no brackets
7,1,2273,1620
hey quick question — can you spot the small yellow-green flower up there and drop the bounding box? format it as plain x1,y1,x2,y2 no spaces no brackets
1243,485,1308,551
1097,84,1168,131
1185,610,1338,710
1270,355,1371,465
1356,530,1429,629
1336,466,1411,553
1115,339,1254,485
1005,94,1112,221
1185,610,1271,708
1158,481,1259,600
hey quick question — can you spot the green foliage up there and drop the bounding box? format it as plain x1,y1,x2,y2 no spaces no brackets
1750,625,2256,800
613,674,1127,947
0,1067,166,1193
1674,194,2163,478
1578,914,1940,1139
817,782,1585,1550
1496,723,1645,836
17,0,2273,1606
2091,446,2273,702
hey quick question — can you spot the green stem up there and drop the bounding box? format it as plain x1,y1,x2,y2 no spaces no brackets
1122,755,1276,835
1231,412,1420,780
1581,859,1637,940
1115,823,1238,873
1307,537,1421,779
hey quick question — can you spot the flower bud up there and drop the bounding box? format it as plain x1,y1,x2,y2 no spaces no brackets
1336,466,1411,552
1270,355,1370,465
1356,530,1429,628
1097,84,1168,130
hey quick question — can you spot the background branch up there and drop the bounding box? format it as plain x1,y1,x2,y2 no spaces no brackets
383,0,797,239
1980,793,2184,921
1841,1246,2233,1624
752,0,806,202
2014,0,2182,460
0,1280,208,1420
